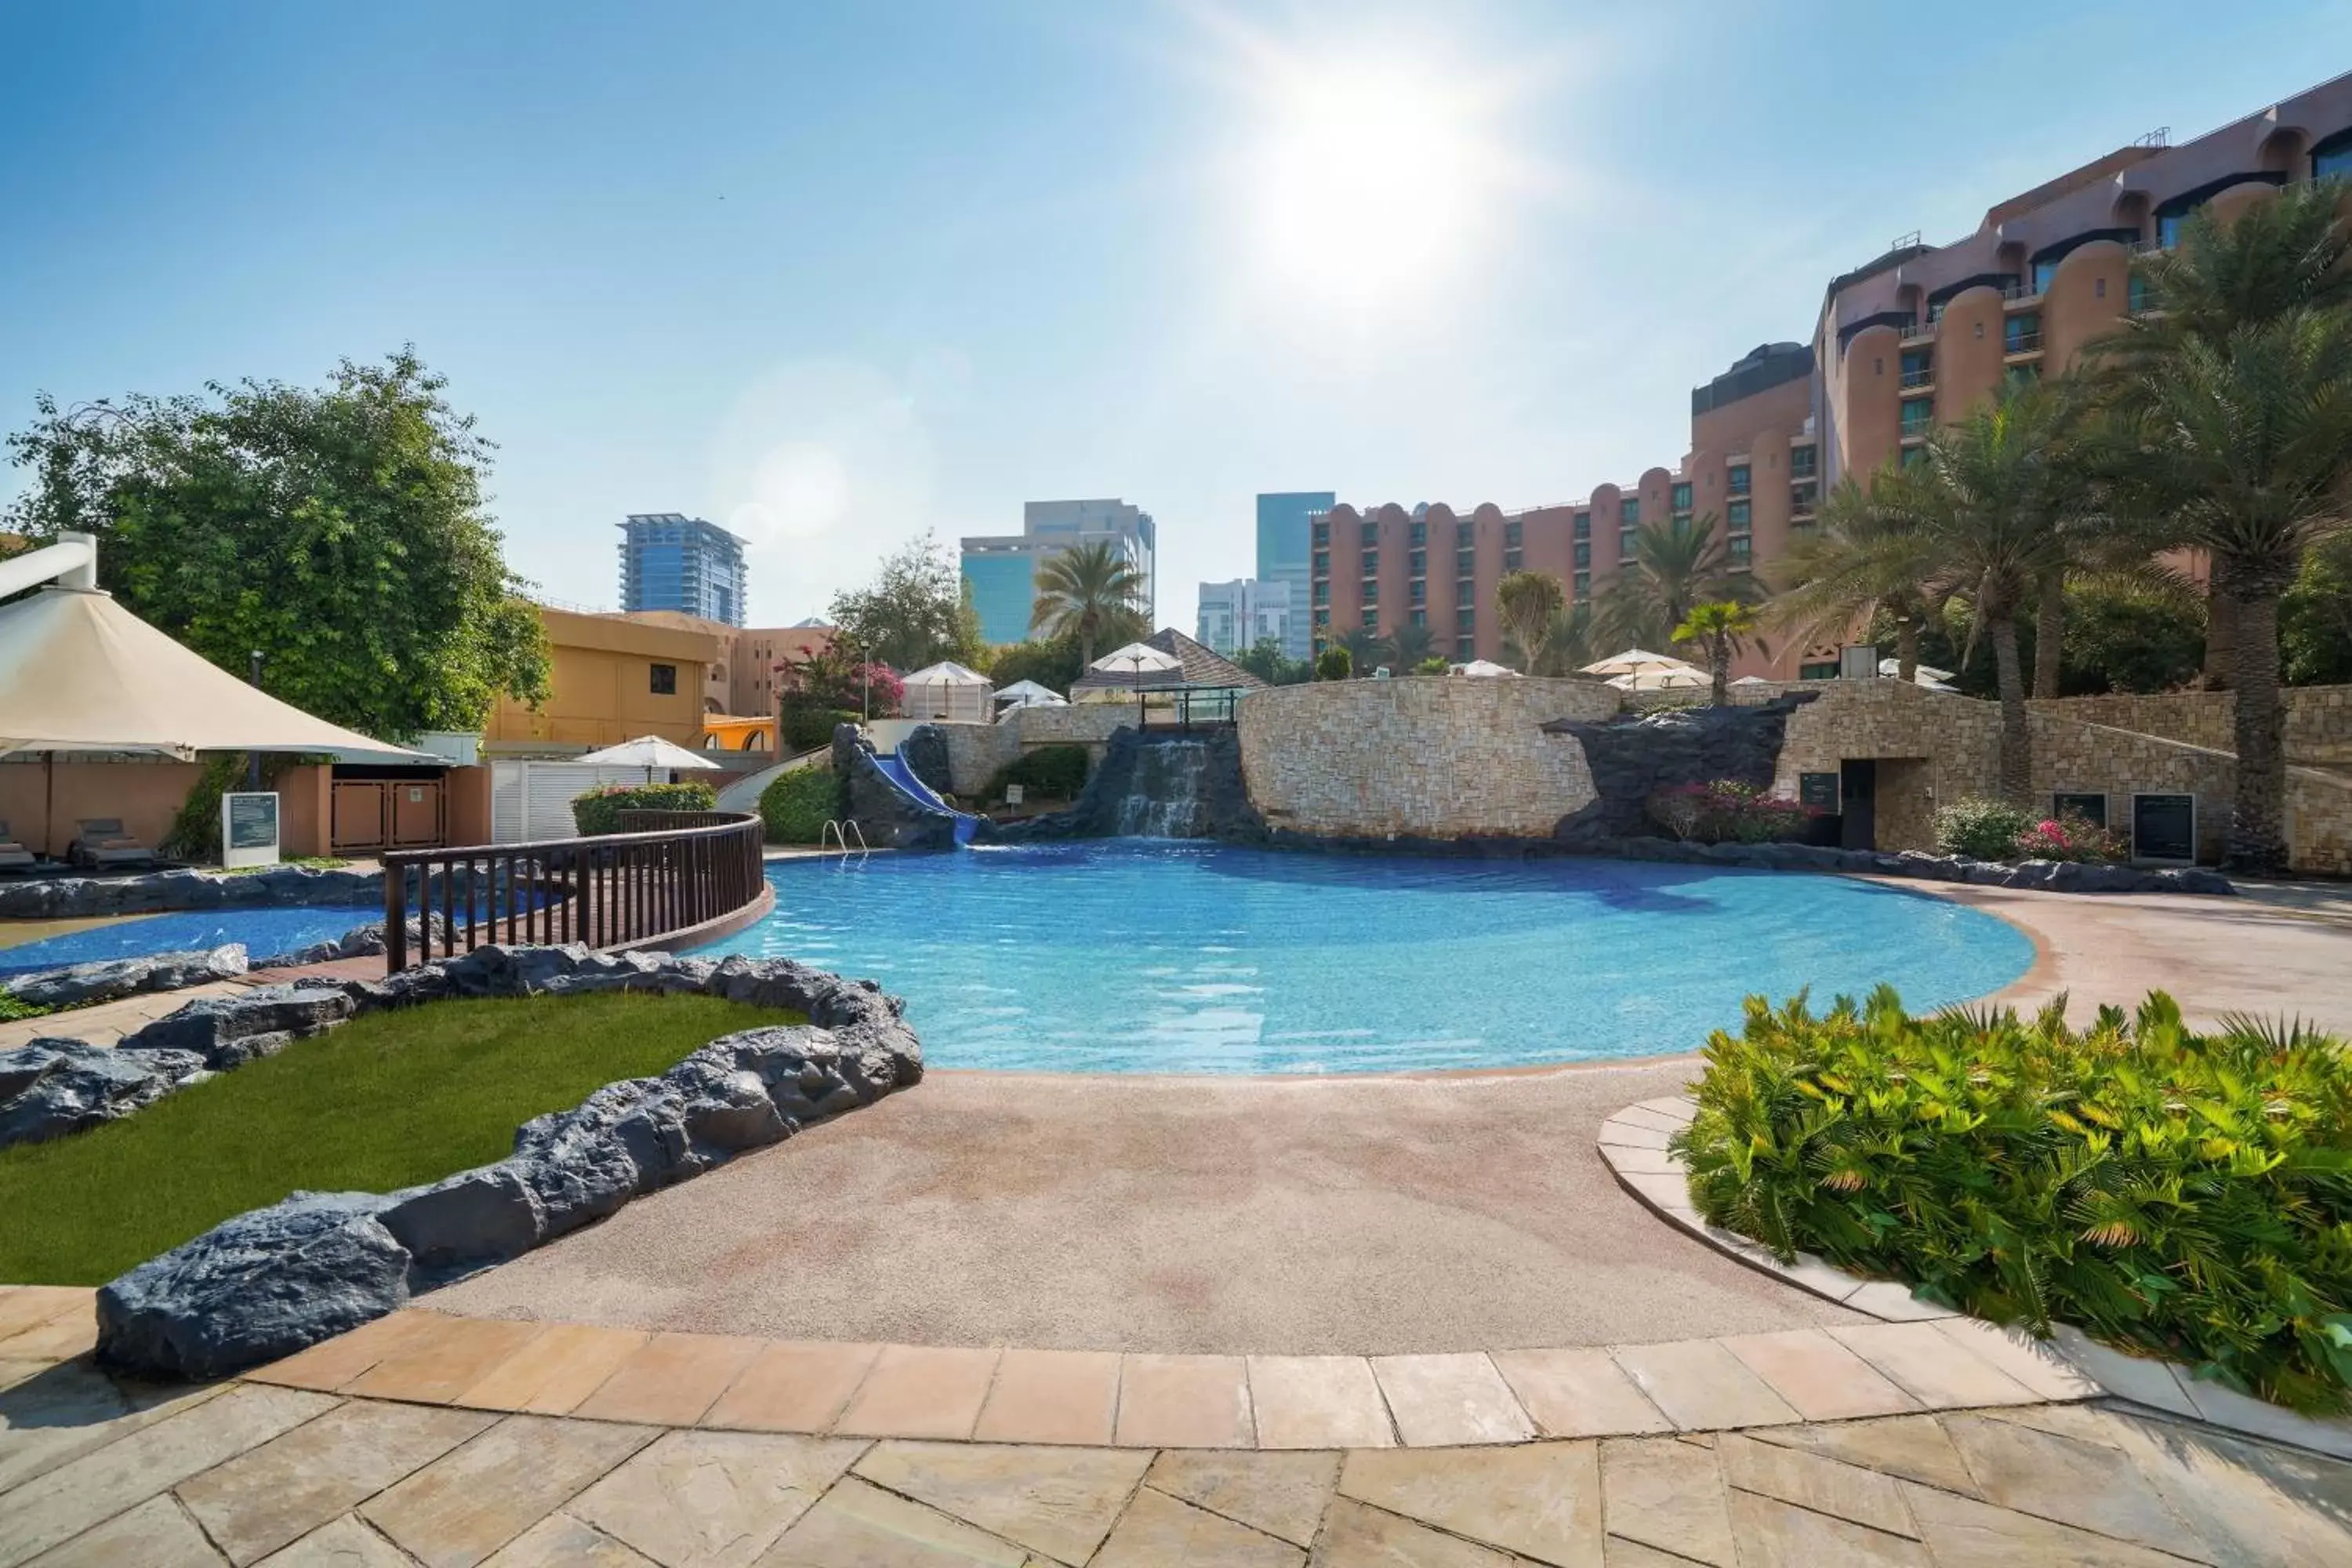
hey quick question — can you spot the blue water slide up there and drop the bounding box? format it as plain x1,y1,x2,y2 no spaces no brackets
873,749,982,846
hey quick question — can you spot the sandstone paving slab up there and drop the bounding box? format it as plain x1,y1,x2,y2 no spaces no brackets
0,1362,50,1397
2047,1327,2204,1419
1087,1483,1302,1568
1596,1437,1735,1568
1488,1348,1671,1439
358,1414,657,1568
1742,1415,1981,1497
1828,1323,2036,1410
254,1515,426,1567
572,1334,766,1428
1716,1330,1920,1423
1247,1357,1394,1450
1715,1432,1913,1537
833,1345,1000,1442
0,1318,95,1366
176,1399,498,1565
1928,1318,2103,1403
1339,1442,1603,1566
1608,1340,1799,1431
342,1316,546,1406
1113,1356,1252,1450
480,1513,659,1567
2165,1374,2352,1461
21,1493,227,1566
1595,1121,1674,1151
1601,1537,1712,1567
0,1360,169,1497
0,1292,92,1345
1369,1354,1536,1448
756,1475,1033,1567
701,1341,879,1436
1595,1145,1679,1176
452,1325,652,1417
969,1350,1120,1448
1308,1497,1521,1566
0,1383,336,1568
1838,1282,1959,1323
1631,1098,1696,1127
1721,1489,1931,1568
2078,1411,2352,1568
1142,1450,1338,1548
1899,1480,2209,1568
248,1311,457,1394
851,1440,1148,1565
1938,1410,2212,1558
567,1429,865,1568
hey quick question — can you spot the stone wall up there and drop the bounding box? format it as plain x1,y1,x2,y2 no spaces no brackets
2033,687,2352,768
909,705,1138,797
1238,677,1617,839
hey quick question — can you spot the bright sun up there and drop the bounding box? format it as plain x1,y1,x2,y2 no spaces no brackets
1244,54,1502,309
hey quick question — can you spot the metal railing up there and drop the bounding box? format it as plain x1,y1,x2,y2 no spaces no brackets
381,810,768,973
2005,331,2045,354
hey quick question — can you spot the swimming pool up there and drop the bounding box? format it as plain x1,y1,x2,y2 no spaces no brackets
703,842,2037,1073
0,906,376,977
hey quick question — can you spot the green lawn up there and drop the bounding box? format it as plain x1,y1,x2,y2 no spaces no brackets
0,992,801,1285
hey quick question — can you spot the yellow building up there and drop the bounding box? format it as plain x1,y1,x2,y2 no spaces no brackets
485,607,720,749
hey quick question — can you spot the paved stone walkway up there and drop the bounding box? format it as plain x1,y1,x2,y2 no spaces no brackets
3,1328,2347,1565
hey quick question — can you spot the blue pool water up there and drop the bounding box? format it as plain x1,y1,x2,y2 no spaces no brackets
703,842,2036,1073
0,906,376,977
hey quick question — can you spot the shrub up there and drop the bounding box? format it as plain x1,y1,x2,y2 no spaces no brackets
1315,645,1352,681
983,744,1089,804
1646,781,1817,844
2013,812,2129,864
1414,656,1452,676
1675,986,2352,1413
1934,797,2034,860
570,782,717,837
758,766,839,844
781,706,858,753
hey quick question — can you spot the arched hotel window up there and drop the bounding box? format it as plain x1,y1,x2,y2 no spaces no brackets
2316,128,2352,182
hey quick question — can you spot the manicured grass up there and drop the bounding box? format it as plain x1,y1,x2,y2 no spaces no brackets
0,992,801,1285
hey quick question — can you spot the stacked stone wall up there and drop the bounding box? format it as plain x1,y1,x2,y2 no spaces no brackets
922,706,1138,796
2033,687,2352,768
1237,677,1617,839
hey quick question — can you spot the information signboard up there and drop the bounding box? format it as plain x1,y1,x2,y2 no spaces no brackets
222,791,281,870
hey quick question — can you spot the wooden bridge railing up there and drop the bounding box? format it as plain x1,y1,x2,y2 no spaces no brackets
381,811,768,973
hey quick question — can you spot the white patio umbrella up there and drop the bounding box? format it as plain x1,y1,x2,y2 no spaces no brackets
1878,657,1958,691
993,679,1068,710
1730,675,1775,687
576,735,723,783
1581,647,1704,679
1090,641,1182,675
1456,659,1520,677
1606,666,1710,692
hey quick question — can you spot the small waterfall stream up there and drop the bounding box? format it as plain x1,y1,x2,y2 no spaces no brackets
1112,740,1210,837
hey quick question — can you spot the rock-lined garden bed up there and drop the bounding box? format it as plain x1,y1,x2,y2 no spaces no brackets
0,943,922,1379
1558,833,2237,895
0,916,450,1019
0,862,383,920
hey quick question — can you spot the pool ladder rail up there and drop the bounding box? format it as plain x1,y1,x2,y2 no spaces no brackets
818,819,870,857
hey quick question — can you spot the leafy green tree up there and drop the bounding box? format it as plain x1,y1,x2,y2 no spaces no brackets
1028,539,1146,668
984,633,1085,695
1494,569,1564,673
828,532,985,672
2098,307,2352,869
1672,601,1762,706
1314,644,1352,681
3,350,549,741
2060,579,2206,695
1235,637,1312,685
1414,655,1451,675
2281,534,2352,687
1337,626,1387,675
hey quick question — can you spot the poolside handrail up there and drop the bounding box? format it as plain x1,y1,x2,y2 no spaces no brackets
379,810,767,973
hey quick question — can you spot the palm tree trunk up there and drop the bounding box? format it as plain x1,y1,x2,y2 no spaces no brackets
2032,578,2063,699
2203,557,2234,690
2225,579,2290,874
1991,615,2031,806
1711,633,1730,707
1896,618,1919,685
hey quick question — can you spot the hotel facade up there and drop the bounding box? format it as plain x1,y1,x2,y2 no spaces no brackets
1315,71,2352,678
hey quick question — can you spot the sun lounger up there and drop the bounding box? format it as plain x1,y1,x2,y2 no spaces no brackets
0,821,32,873
70,817,157,870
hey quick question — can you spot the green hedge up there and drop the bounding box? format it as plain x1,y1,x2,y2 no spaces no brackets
982,744,1089,804
570,782,717,837
1675,986,2352,1412
759,766,839,844
782,706,858,753
1934,797,2034,859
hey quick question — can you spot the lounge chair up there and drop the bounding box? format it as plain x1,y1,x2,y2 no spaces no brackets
0,822,32,874
69,818,157,871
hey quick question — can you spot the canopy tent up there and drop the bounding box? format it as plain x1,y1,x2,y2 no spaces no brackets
1581,648,1703,679
993,679,1067,710
900,660,995,724
1456,659,1520,678
575,734,722,784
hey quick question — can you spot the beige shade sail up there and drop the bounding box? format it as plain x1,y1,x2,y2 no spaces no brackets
0,586,427,758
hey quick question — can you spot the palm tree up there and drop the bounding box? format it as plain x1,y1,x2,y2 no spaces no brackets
1522,601,1598,677
1338,626,1388,676
1766,475,1937,683
1592,513,1739,650
1672,601,1762,706
1388,620,1437,670
1029,541,1145,669
2097,307,2352,872
1494,570,1565,673
2089,179,2352,687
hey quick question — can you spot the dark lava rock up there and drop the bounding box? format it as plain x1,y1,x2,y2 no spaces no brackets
379,1165,546,1270
2,945,249,1010
118,985,355,1069
0,1040,210,1149
982,726,1267,845
900,723,955,796
1549,695,1817,844
834,724,956,850
96,1192,412,1381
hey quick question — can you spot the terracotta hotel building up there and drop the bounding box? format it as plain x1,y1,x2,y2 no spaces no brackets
1313,69,2352,679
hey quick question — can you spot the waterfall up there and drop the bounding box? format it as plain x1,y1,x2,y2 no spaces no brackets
1113,740,1210,837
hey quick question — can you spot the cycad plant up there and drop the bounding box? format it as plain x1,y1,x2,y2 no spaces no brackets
1672,600,1761,706
1028,540,1146,669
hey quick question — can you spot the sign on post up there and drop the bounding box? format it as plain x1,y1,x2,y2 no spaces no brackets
222,791,281,870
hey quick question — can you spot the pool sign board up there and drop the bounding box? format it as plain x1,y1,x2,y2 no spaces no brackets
222,791,281,869
2131,793,2197,864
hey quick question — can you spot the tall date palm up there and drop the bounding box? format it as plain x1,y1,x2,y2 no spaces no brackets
1028,540,1146,669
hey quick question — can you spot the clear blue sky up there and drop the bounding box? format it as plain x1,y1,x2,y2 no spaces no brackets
3,2,2343,629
